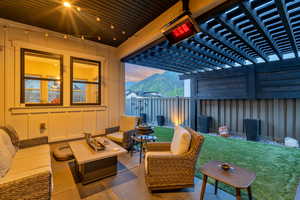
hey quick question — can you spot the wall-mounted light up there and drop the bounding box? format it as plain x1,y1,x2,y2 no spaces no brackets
113,37,117,41
96,17,101,22
122,31,126,35
110,24,115,29
76,7,81,11
63,1,72,8
98,36,101,40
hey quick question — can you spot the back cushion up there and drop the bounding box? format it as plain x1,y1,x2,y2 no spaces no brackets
0,135,13,178
171,126,191,155
119,116,138,132
0,126,20,149
0,129,16,156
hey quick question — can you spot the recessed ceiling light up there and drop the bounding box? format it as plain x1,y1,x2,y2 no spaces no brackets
113,37,117,41
63,2,71,8
122,31,126,35
76,7,81,11
110,25,115,29
97,36,101,40
96,17,101,22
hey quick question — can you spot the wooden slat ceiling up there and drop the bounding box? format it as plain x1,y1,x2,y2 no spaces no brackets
0,0,179,47
124,0,300,74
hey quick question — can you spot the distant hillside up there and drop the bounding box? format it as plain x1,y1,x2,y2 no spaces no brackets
127,71,183,97
125,81,137,90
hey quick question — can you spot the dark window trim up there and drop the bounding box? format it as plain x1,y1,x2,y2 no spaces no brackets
70,56,101,106
20,48,64,106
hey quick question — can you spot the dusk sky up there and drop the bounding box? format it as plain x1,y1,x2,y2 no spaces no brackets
125,63,165,82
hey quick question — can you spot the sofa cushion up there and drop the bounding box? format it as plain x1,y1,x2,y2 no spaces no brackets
0,136,13,178
107,132,124,143
145,151,173,174
0,129,16,156
170,126,191,155
119,116,138,132
0,125,20,149
3,145,51,181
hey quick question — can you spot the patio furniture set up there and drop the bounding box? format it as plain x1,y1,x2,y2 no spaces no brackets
0,116,257,200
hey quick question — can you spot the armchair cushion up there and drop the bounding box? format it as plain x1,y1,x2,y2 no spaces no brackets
145,151,173,174
0,129,16,156
106,132,124,143
171,126,191,155
119,115,138,132
0,137,12,178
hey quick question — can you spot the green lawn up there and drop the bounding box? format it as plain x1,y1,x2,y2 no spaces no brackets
153,127,300,200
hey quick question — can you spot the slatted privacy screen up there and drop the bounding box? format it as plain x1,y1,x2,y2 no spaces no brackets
125,97,191,127
199,99,300,141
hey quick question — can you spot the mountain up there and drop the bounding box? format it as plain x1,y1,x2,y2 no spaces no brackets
125,81,137,90
127,71,184,97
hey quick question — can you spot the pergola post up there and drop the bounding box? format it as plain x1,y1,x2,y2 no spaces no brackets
190,78,198,130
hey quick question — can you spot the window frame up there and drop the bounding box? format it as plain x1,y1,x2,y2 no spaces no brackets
70,56,101,105
20,48,64,106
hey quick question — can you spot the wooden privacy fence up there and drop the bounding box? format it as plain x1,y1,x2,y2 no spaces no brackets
126,97,300,141
125,97,191,127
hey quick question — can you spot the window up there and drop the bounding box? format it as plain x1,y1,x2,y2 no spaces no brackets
70,57,101,105
21,49,63,105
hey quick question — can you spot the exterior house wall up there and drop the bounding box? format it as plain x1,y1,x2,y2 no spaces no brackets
0,19,123,142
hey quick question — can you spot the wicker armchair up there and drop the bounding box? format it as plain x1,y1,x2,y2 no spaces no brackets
106,115,139,150
144,127,204,191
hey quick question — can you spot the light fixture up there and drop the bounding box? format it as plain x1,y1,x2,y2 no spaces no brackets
122,30,126,35
64,34,68,39
81,35,84,40
110,24,115,29
63,1,71,8
113,37,117,41
97,36,101,40
96,17,101,22
45,32,49,37
76,7,81,11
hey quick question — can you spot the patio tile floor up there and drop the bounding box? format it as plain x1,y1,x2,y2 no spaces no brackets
50,142,235,200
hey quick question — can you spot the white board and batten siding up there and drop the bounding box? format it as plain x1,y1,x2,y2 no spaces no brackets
0,19,124,142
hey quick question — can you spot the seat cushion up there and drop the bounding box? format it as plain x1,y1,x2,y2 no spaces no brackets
171,126,191,155
3,145,51,181
0,129,16,156
119,116,138,132
107,132,124,143
0,136,13,178
145,151,173,174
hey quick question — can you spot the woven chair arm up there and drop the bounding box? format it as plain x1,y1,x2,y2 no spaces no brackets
147,153,194,175
0,170,51,200
146,142,171,152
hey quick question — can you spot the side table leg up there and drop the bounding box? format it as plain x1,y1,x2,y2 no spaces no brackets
200,175,208,200
236,188,241,200
247,187,252,200
214,180,218,195
139,140,143,164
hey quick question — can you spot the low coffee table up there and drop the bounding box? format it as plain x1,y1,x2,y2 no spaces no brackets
69,137,127,184
200,160,256,200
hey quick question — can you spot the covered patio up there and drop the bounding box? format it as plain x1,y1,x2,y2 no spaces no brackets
0,0,299,200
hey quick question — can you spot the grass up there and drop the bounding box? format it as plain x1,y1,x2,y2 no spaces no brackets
153,126,300,200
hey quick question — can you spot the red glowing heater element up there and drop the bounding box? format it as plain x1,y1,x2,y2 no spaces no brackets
161,15,200,45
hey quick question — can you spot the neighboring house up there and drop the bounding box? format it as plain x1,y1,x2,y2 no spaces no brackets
125,90,162,98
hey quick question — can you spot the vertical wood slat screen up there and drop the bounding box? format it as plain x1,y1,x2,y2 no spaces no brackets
125,97,300,141
199,99,300,141
125,97,191,127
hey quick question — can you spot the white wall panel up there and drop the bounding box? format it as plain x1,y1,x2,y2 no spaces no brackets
28,113,48,139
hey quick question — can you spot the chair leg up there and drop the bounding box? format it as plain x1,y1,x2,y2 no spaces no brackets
214,180,218,195
200,175,208,200
247,187,252,200
236,188,241,200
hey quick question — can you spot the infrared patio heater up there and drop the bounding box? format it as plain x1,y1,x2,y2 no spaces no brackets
161,0,200,45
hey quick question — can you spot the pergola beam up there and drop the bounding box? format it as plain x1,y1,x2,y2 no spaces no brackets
274,0,299,57
217,16,269,62
240,2,283,60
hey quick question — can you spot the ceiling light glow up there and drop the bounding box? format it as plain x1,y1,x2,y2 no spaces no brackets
63,2,71,8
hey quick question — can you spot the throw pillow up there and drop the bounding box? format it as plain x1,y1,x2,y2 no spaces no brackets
0,129,16,156
0,135,13,178
171,126,191,155
0,125,20,149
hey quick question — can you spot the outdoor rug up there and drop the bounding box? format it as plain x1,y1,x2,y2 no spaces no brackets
154,126,300,200
69,160,138,198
